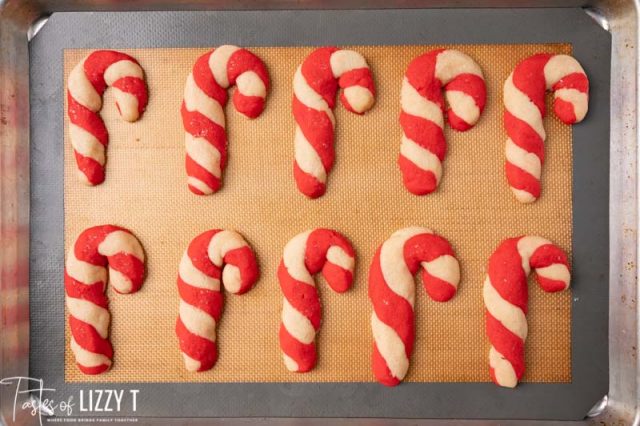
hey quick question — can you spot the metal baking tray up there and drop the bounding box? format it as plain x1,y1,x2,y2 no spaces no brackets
0,1,636,424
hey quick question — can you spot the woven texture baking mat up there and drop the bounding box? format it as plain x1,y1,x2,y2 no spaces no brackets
64,43,572,383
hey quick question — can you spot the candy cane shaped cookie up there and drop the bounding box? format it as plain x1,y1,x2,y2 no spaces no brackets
399,49,486,195
483,236,571,388
504,54,589,203
64,225,145,374
182,46,270,195
278,229,355,372
369,227,459,386
293,47,376,198
176,230,259,372
67,50,149,186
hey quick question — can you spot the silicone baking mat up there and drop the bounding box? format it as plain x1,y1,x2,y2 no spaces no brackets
29,9,610,420
63,44,573,384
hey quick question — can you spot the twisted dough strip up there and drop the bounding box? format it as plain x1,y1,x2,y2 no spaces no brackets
504,53,589,203
369,227,459,386
67,50,148,185
176,229,259,372
483,236,570,388
293,47,376,198
64,225,145,374
278,229,355,372
182,46,270,195
399,49,486,195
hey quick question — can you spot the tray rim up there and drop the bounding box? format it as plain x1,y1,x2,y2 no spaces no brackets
29,9,610,420
0,1,636,424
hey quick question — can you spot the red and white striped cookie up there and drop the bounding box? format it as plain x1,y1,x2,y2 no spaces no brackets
293,47,376,199
504,53,589,203
176,229,259,372
483,236,571,387
182,46,270,195
67,50,149,186
369,227,459,386
64,225,146,374
399,49,486,195
278,229,355,372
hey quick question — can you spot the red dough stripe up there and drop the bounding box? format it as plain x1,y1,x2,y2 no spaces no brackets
369,247,415,358
279,324,316,373
67,93,108,146
553,99,577,124
483,236,571,387
228,48,270,118
176,318,218,372
487,238,528,313
178,278,224,320
278,262,322,330
108,253,145,293
372,344,401,387
339,68,376,113
486,312,525,381
369,228,459,386
511,54,552,114
529,244,570,293
112,77,149,115
227,49,270,89
64,225,145,375
446,73,487,111
278,229,355,372
398,155,439,196
176,229,259,372
69,315,113,359
224,246,260,295
306,229,355,274
181,104,228,167
400,111,447,161
292,96,335,170
83,50,141,91
185,153,221,195
503,110,545,160
552,72,589,93
73,152,105,187
293,162,325,200
404,49,442,102
300,47,339,107
187,230,222,274
505,162,541,201
192,51,228,104
404,234,455,268
339,68,375,93
67,50,148,186
64,274,108,308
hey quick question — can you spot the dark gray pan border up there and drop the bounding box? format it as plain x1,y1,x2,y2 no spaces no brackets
28,8,610,420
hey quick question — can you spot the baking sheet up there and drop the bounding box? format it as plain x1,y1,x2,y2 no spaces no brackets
30,8,610,419
62,44,573,384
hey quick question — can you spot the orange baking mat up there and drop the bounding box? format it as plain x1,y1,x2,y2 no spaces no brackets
64,44,572,383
